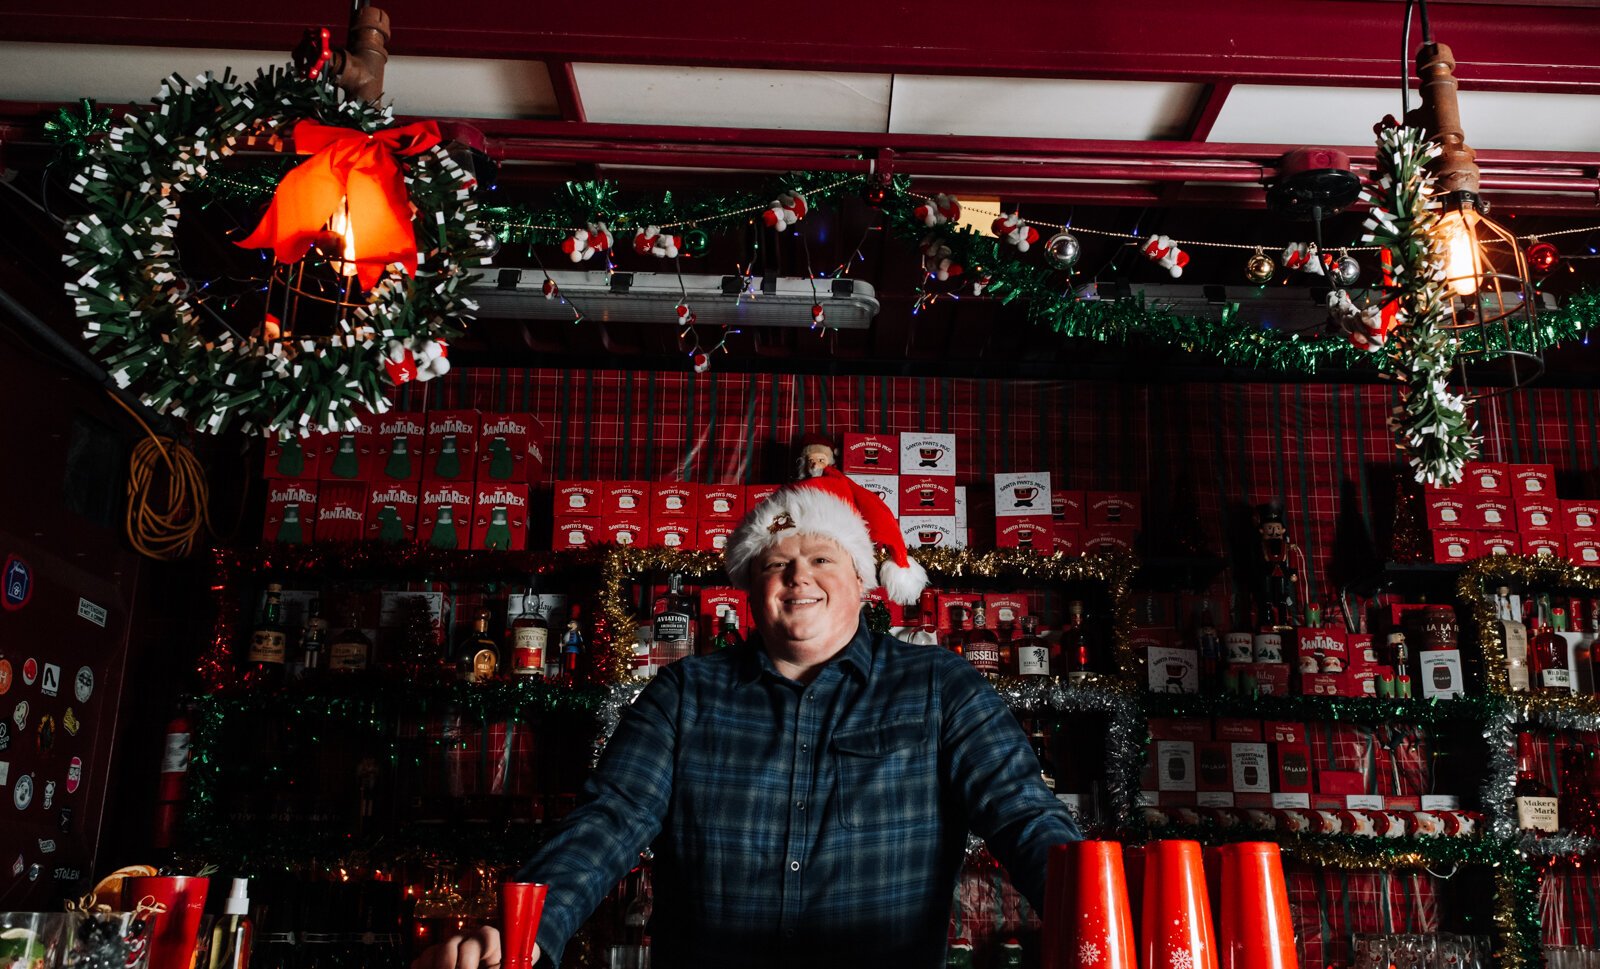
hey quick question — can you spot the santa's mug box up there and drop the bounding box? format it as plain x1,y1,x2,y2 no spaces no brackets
847,474,898,509
899,476,957,517
552,516,598,551
555,481,602,517
994,472,1052,518
841,433,900,474
901,515,960,551
899,433,957,477
995,516,1054,553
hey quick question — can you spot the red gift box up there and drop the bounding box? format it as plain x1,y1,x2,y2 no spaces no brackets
1517,497,1561,533
1052,528,1081,556
420,480,474,549
848,474,897,508
1509,463,1556,499
1468,496,1514,531
365,481,420,543
315,481,367,541
1423,493,1469,529
1274,742,1314,793
373,413,428,482
1464,461,1509,495
477,412,550,484
1432,530,1476,563
935,593,983,634
1086,490,1141,527
1082,525,1138,553
983,594,1030,629
1196,741,1232,793
603,480,650,516
1570,536,1600,566
650,520,695,550
651,482,698,519
995,516,1053,552
1477,531,1519,557
472,482,529,550
699,521,736,553
319,424,378,482
1523,531,1564,558
700,485,746,521
1317,769,1366,797
1215,719,1262,742
423,409,480,482
555,481,602,517
1264,720,1306,744
1149,717,1211,741
601,514,650,547
841,433,899,474
747,483,781,508
900,475,957,516
1254,664,1291,696
263,479,318,544
903,516,962,551
1565,501,1600,535
552,516,598,551
1051,491,1086,527
264,435,321,480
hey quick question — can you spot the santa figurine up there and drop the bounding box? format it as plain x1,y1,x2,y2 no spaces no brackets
795,433,837,480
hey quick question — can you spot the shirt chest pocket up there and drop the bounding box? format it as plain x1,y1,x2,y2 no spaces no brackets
830,720,936,830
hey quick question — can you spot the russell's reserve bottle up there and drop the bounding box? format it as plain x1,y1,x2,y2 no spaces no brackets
965,604,1001,676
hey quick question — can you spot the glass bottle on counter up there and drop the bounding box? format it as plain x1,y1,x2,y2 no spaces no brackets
654,573,696,663
327,604,372,673
1058,601,1091,685
965,604,1001,676
1496,585,1531,693
510,588,549,677
245,583,289,685
1556,605,1596,695
454,608,500,683
943,603,971,659
1514,731,1559,832
1529,596,1572,695
1013,616,1050,677
909,591,940,646
711,608,743,651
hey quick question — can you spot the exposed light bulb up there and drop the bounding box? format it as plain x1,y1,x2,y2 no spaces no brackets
1435,207,1481,298
327,196,358,277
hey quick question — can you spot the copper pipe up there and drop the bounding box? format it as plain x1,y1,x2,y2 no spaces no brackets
331,5,390,103
1413,42,1481,196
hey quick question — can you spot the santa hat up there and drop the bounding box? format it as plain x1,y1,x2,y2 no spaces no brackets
724,466,930,605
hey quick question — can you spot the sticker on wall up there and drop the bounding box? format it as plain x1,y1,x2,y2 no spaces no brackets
58,806,72,833
76,598,106,628
66,757,81,794
74,667,93,704
35,715,54,755
9,854,21,877
0,660,12,696
40,664,60,698
41,781,54,810
52,866,81,881
14,772,33,810
62,708,79,737
13,701,28,731
21,659,37,687
28,863,39,882
0,722,9,751
2,556,32,611
0,761,8,785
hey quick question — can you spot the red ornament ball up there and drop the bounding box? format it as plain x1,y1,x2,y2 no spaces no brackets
542,278,558,299
1527,241,1560,275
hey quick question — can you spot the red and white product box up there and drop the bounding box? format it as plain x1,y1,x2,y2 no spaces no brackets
902,515,961,551
1477,531,1519,557
1433,530,1477,563
747,483,781,509
900,476,957,516
365,481,420,543
1297,672,1343,696
264,435,322,480
604,481,651,516
699,521,736,553
423,409,480,481
650,520,695,551
994,472,1052,518
1569,536,1600,566
699,588,751,639
315,482,367,541
1566,501,1600,535
263,479,318,544
1509,463,1556,499
1051,491,1086,528
899,432,958,477
1215,719,1263,742
1424,493,1469,528
1155,741,1196,793
472,482,529,551
551,516,598,551
602,515,650,547
1149,718,1211,741
1082,525,1138,553
700,485,746,521
419,480,474,549
1464,462,1509,495
995,516,1054,553
1296,627,1348,674
1346,632,1379,669
1131,627,1175,652
848,474,898,509
983,594,1031,629
1274,742,1314,794
1523,532,1564,558
319,424,379,481
1231,743,1271,794
1468,496,1514,531
936,593,983,634
651,482,698,519
842,433,900,474
477,412,550,484
555,481,602,517
374,413,427,482
1253,664,1291,696
1517,497,1560,533
1264,720,1306,745
1048,529,1079,557
1086,491,1141,527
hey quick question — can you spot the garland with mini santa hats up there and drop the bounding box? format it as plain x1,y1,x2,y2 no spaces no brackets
63,66,487,439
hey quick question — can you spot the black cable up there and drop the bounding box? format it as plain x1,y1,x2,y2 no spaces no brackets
1402,0,1416,118
1419,0,1434,45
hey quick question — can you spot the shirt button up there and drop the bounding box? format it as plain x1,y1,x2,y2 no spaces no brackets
801,743,810,752
805,692,814,702
789,860,801,872
785,929,796,939
796,801,806,810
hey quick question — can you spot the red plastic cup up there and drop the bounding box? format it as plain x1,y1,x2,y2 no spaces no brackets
123,875,209,969
501,881,549,969
1217,842,1297,969
1044,841,1136,969
1139,840,1218,969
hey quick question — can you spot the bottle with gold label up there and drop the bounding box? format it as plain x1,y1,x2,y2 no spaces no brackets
454,608,500,683
245,584,288,685
509,588,549,677
327,604,373,674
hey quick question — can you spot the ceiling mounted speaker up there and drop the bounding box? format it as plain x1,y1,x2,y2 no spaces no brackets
1267,147,1363,219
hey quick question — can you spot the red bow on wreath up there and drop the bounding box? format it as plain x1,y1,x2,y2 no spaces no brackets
237,119,442,289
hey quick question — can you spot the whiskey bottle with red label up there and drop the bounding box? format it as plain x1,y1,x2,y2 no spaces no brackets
1529,596,1573,695
1514,731,1559,833
1057,601,1092,685
964,604,1002,676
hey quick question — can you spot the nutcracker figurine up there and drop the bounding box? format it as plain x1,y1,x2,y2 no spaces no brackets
1255,502,1301,629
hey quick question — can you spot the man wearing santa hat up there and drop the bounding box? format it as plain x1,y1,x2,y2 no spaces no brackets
418,439,1079,969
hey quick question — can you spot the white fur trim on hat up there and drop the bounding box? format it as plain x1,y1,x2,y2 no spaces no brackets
723,485,877,594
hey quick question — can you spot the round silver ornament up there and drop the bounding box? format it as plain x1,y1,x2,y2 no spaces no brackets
1331,251,1361,287
1044,231,1081,269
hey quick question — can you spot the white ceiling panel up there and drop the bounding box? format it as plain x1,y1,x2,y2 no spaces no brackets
572,63,892,131
889,76,1204,140
1209,84,1600,153
0,42,560,120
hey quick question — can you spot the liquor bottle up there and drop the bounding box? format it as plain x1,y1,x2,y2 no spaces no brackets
384,435,413,480
295,598,328,680
1555,605,1596,695
964,604,1001,676
711,608,743,651
245,584,289,684
330,434,360,478
327,605,372,673
561,604,586,679
653,573,695,663
434,434,461,478
1497,585,1531,693
1059,601,1092,685
910,591,941,647
509,589,549,677
1013,616,1050,676
454,608,500,683
1514,731,1559,832
488,436,514,479
996,611,1018,672
943,603,970,658
1529,597,1573,695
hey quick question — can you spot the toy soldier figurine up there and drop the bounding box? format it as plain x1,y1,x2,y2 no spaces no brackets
1255,502,1300,629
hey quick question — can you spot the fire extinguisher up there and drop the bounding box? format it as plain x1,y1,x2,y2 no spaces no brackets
152,709,192,849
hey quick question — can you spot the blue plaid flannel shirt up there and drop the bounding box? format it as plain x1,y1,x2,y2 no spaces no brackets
518,619,1081,969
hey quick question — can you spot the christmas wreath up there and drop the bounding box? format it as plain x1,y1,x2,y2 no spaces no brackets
64,66,488,438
